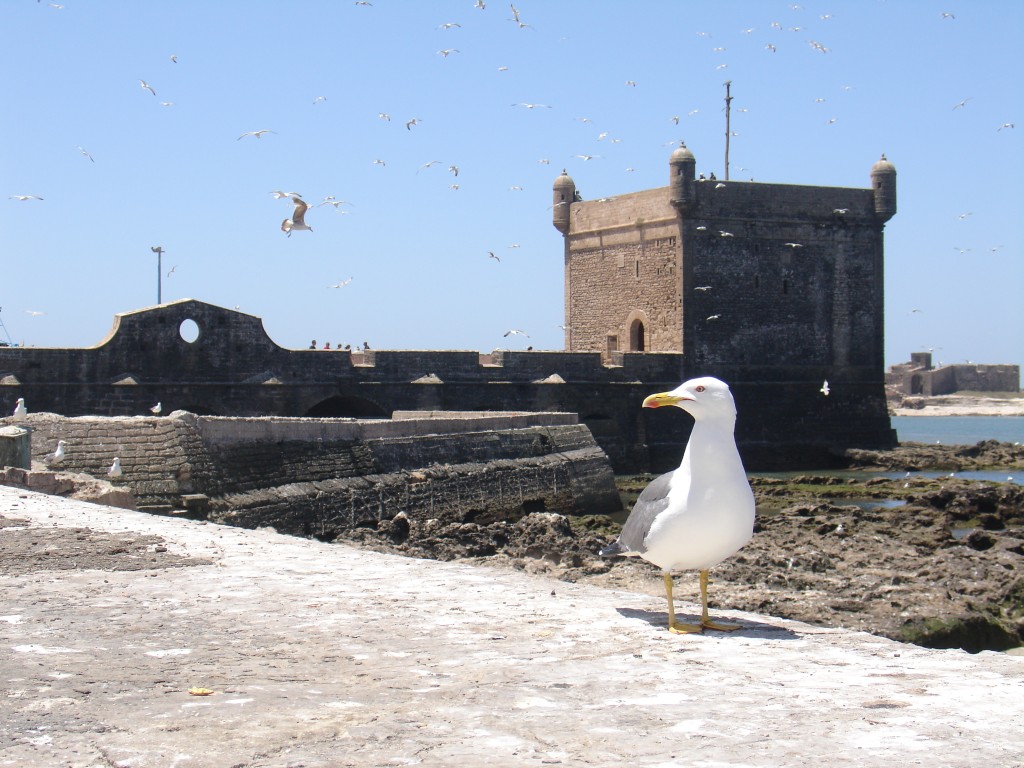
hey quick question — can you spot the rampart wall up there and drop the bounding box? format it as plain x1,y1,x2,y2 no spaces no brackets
11,411,622,539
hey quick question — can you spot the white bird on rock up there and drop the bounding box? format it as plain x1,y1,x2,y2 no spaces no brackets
601,377,755,634
108,457,123,478
45,440,67,466
150,402,162,415
281,197,312,236
12,398,28,420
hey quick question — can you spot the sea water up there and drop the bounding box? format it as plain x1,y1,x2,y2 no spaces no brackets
892,416,1024,446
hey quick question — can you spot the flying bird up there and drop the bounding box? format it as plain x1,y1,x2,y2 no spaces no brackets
503,329,529,337
998,123,1015,131
281,197,312,237
694,286,712,292
170,54,178,63
406,117,421,130
77,146,94,162
25,310,45,317
139,79,156,96
488,252,500,262
952,97,972,110
238,130,277,140
784,242,803,248
417,160,442,173
438,22,461,29
270,190,302,199
329,278,354,288
166,265,177,277
312,95,327,104
9,195,44,201
378,112,391,121
600,377,755,633
820,380,830,396
706,314,722,321
513,102,551,109
437,48,460,57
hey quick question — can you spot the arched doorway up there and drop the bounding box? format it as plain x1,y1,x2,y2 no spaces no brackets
629,318,646,351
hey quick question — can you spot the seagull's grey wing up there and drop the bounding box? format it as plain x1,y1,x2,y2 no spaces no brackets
601,470,674,556
291,197,309,222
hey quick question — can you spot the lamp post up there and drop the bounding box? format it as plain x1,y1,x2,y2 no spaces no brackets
150,246,164,304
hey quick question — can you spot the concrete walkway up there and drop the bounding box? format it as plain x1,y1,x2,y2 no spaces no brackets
1,486,1022,768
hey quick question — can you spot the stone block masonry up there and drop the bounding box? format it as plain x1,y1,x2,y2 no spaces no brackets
8,410,622,536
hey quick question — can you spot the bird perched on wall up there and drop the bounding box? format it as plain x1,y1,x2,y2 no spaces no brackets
601,377,755,634
12,398,28,420
150,402,162,415
281,197,311,237
45,440,67,466
108,457,123,478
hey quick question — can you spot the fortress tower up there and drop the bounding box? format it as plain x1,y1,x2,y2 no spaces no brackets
553,146,897,375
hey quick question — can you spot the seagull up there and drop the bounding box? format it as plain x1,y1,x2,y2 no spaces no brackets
166,265,177,277
108,458,123,478
475,0,485,8
281,197,312,237
448,165,459,176
270,190,302,199
139,79,156,96
784,242,803,248
952,97,972,110
715,183,726,189
765,43,777,52
940,11,955,19
833,208,849,215
44,440,67,467
170,54,178,63
150,402,162,415
694,285,712,292
12,398,27,420
488,251,500,262
706,314,722,321
372,159,386,167
503,329,529,337
625,80,637,87
513,102,551,109
718,231,734,237
405,117,421,130
417,160,442,173
378,112,391,121
77,146,94,162
574,154,601,161
820,380,830,396
25,310,45,316
9,195,44,201
160,101,174,107
998,123,1015,131
312,95,327,105
600,377,755,634
238,130,276,140
437,48,459,57
329,278,354,288
438,22,461,29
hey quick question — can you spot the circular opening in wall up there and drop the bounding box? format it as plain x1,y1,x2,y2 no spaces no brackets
179,318,200,344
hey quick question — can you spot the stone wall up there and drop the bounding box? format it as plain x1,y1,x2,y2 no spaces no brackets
9,411,622,536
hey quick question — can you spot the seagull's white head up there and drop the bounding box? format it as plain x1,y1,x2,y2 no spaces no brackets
642,376,737,423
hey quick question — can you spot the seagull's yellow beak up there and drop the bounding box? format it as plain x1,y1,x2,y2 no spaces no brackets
642,392,690,408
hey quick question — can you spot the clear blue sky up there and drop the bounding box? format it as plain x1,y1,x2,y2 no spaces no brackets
2,1,1021,372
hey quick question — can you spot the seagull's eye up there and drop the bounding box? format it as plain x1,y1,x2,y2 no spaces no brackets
695,386,705,393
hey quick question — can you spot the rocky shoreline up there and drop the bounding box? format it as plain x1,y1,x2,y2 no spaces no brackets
334,439,1024,654
889,391,1024,417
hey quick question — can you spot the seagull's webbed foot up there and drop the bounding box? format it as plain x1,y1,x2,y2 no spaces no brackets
700,618,741,632
668,621,704,635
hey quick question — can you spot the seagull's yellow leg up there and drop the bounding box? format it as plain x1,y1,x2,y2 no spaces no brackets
664,572,703,634
699,569,741,632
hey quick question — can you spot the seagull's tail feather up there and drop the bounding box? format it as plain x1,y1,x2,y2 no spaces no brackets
599,540,630,558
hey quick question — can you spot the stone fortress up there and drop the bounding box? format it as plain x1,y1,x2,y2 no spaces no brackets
2,145,899,474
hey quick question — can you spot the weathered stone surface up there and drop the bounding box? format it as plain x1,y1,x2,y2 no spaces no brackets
1,486,1021,768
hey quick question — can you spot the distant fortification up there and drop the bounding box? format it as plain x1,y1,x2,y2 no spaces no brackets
1,147,899,470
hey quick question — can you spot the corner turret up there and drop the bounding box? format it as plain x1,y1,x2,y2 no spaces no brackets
552,170,576,234
669,142,696,213
870,154,897,222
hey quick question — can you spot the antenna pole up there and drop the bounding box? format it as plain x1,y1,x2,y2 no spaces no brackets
724,80,733,181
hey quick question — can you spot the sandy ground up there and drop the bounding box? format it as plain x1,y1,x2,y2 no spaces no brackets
890,394,1024,417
